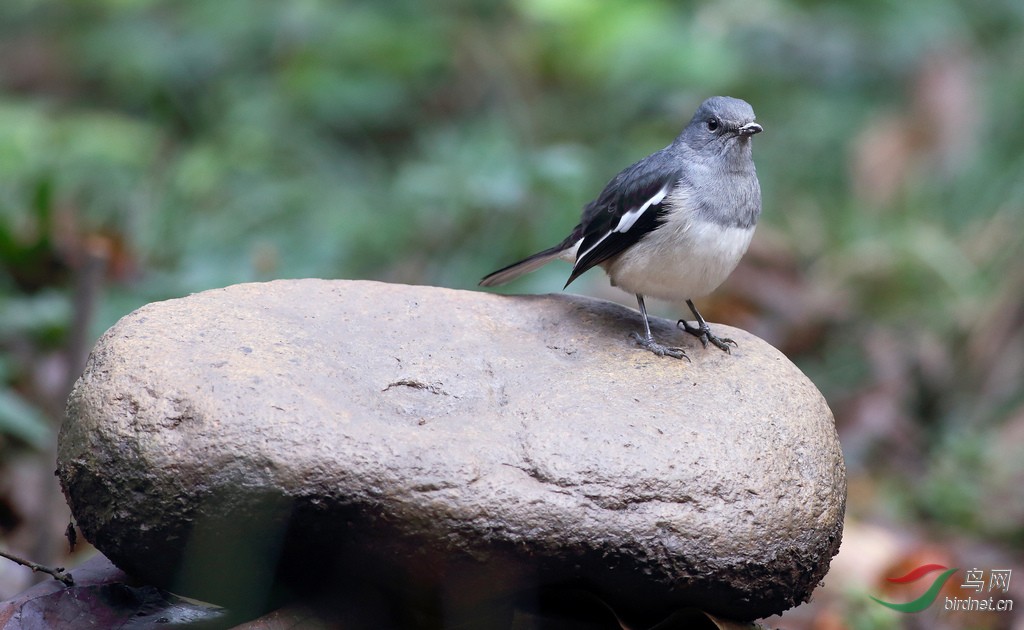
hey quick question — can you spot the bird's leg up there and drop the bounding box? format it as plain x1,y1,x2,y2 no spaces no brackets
677,299,737,353
629,295,689,360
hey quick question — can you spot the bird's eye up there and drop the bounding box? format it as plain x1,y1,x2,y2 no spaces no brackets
706,117,720,132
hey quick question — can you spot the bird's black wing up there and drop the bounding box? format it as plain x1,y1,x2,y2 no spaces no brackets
564,154,683,288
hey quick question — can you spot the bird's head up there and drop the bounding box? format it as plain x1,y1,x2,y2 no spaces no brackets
679,96,762,158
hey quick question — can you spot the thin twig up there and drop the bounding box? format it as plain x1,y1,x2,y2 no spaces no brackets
0,548,74,586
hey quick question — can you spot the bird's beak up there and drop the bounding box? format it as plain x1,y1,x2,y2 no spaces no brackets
738,122,763,136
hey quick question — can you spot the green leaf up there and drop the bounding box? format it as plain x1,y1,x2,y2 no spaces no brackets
0,388,50,449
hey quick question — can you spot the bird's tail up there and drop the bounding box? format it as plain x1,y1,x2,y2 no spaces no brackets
479,240,575,287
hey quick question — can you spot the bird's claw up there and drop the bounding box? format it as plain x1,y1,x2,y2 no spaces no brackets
629,332,690,361
677,320,737,354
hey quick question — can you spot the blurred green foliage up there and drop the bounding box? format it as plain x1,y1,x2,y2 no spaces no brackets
1,0,1023,573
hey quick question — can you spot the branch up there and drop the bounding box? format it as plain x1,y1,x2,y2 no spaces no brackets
0,548,74,587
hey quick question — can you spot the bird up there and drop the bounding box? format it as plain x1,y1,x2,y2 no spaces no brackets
479,96,762,360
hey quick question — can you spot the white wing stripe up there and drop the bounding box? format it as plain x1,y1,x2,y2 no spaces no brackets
573,185,670,269
612,185,669,233
574,232,610,269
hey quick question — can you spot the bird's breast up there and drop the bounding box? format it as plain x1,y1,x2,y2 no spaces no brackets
602,216,755,302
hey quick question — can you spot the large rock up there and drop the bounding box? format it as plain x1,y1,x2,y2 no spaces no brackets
57,279,845,624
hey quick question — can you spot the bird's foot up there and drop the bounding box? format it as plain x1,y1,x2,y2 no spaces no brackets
677,320,737,354
629,332,690,361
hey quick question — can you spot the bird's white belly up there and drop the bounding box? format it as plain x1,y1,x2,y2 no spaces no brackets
603,219,754,302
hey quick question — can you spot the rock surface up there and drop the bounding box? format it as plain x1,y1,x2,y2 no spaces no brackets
57,279,845,623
